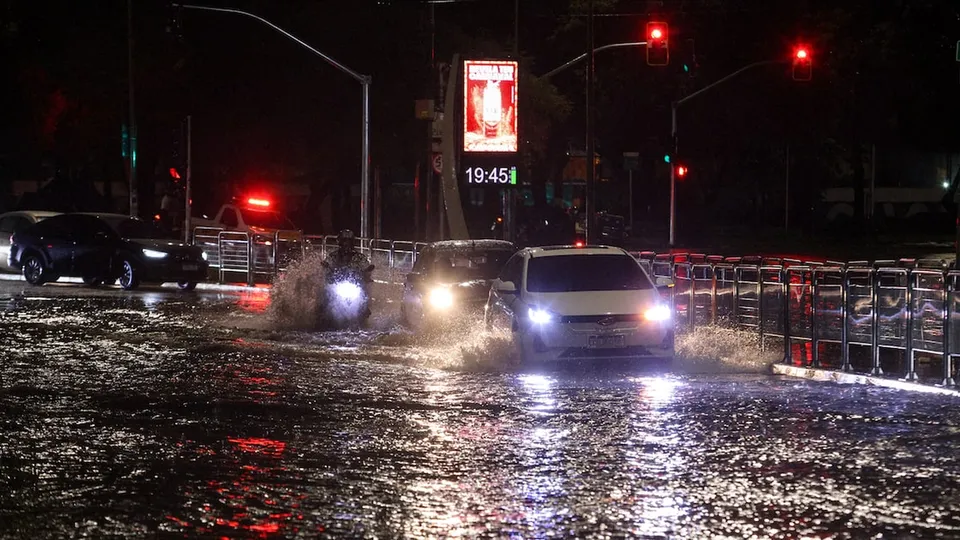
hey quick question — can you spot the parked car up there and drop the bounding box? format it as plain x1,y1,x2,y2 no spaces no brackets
0,210,61,272
8,213,208,290
484,245,675,364
401,239,516,330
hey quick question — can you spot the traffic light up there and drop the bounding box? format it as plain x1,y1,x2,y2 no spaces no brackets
792,46,812,81
676,165,688,178
646,22,669,66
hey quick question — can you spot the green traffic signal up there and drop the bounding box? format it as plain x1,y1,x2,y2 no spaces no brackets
663,154,671,164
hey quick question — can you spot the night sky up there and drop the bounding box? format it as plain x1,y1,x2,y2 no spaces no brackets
2,0,959,235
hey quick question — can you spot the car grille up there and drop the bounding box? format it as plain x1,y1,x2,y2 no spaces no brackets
558,314,641,324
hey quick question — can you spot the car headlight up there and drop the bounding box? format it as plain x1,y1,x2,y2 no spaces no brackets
201,251,208,261
528,307,553,324
643,304,672,322
428,287,454,309
142,248,168,259
334,281,362,300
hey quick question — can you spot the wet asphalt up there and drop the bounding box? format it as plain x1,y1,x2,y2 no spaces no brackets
0,279,959,539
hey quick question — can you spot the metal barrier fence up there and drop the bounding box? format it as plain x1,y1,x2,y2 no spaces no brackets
192,228,429,285
640,251,958,388
191,229,957,388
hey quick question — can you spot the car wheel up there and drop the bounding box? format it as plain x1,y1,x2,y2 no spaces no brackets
119,259,140,290
177,281,197,291
22,254,46,285
82,275,103,287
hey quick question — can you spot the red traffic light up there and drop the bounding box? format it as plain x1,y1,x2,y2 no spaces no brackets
645,22,669,66
676,165,688,177
792,45,812,81
169,167,181,180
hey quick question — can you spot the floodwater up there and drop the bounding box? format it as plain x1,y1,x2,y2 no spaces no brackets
1,279,959,539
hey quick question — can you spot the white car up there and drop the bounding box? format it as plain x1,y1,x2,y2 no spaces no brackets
484,245,675,363
0,210,61,272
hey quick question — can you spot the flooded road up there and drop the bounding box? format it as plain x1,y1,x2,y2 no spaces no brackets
1,280,959,538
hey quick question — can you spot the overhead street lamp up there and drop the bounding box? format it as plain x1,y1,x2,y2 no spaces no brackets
173,4,373,240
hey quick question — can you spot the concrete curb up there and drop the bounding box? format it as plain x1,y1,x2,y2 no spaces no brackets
772,364,960,397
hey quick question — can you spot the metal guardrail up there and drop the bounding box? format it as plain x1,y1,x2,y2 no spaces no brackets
193,229,429,285
645,252,957,389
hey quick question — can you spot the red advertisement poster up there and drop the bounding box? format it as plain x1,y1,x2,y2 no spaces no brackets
463,60,518,153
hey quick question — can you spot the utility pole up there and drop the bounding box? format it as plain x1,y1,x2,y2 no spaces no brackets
127,0,139,217
184,115,192,243
784,144,790,231
585,0,595,244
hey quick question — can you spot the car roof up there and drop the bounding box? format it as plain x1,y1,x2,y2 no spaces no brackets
428,239,515,251
0,210,61,219
523,245,630,258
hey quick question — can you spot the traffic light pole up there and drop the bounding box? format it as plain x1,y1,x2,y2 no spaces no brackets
669,59,781,247
173,4,373,240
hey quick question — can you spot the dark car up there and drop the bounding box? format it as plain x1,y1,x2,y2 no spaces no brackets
400,239,516,330
8,213,208,290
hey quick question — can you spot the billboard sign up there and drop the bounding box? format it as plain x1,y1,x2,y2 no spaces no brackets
463,60,518,153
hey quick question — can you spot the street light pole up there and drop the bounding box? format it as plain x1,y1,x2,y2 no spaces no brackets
174,4,373,239
127,0,139,217
668,59,780,247
585,0,594,244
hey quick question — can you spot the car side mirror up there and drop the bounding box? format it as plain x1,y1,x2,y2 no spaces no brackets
495,280,517,294
655,276,674,295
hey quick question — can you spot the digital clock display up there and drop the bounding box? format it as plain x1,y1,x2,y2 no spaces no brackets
464,166,517,185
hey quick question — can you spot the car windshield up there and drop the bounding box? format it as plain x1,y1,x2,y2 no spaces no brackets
113,218,169,239
241,209,297,230
526,253,653,292
430,249,513,283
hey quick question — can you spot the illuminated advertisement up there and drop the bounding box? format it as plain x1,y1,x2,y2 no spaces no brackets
463,60,518,153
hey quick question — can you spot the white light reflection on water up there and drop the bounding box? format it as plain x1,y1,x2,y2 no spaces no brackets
626,375,689,537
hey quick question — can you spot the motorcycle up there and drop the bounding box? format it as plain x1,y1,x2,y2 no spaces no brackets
321,261,375,328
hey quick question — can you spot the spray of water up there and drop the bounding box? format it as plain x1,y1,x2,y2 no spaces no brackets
674,326,780,373
267,252,332,330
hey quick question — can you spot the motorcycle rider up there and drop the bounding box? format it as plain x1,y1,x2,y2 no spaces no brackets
324,229,372,278
322,229,374,324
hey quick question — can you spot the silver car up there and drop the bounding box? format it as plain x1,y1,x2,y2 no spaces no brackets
0,211,61,272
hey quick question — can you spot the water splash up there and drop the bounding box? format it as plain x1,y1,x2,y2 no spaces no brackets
674,326,779,374
267,252,328,329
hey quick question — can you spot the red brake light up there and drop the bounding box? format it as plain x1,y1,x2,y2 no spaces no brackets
575,241,584,248
247,198,270,207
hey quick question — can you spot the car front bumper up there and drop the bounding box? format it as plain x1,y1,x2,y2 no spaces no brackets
519,321,674,361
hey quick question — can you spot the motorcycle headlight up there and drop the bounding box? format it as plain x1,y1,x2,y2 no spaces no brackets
643,304,672,322
334,281,362,301
528,307,553,325
142,248,168,259
428,287,454,309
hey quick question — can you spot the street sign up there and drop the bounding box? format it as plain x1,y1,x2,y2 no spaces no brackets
623,151,640,172
432,153,443,174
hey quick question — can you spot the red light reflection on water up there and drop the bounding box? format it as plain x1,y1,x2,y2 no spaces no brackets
236,290,271,313
228,437,286,457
